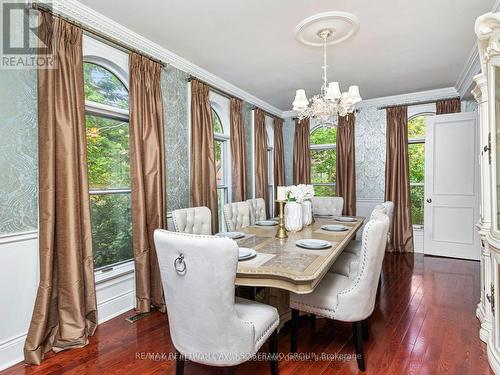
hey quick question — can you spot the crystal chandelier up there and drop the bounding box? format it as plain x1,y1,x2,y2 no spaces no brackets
292,29,362,124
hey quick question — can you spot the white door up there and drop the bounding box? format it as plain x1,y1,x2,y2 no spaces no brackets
423,112,479,260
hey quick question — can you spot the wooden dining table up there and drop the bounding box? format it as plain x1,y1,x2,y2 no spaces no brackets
235,216,365,294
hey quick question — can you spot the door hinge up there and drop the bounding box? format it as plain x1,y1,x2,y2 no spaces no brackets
487,283,495,314
484,133,492,165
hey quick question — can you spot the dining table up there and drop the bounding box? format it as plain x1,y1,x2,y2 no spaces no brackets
235,216,365,293
233,215,365,324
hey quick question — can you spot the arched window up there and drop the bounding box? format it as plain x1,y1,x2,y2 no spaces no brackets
212,106,230,230
84,61,132,270
408,112,433,227
310,125,337,196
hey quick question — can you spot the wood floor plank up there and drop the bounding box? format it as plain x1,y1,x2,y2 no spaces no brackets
1,254,493,375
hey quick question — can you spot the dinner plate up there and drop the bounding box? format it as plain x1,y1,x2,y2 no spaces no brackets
238,247,257,261
313,214,334,218
215,231,245,239
321,224,349,232
295,239,332,250
255,220,278,226
335,216,357,222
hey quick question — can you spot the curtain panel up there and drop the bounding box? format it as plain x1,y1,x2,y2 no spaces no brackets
129,53,167,313
385,106,414,253
190,80,219,233
273,117,285,187
293,118,311,184
24,12,97,365
254,108,269,215
436,98,461,115
336,113,356,216
230,98,247,202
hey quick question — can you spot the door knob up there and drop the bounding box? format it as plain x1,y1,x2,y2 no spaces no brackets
426,198,432,203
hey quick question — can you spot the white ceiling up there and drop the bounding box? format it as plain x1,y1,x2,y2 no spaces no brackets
79,0,494,110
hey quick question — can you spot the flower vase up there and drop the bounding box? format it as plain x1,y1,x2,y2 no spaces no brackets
285,201,303,232
301,200,313,226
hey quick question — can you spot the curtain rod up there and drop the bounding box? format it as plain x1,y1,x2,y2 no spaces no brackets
377,96,461,110
31,2,167,67
251,106,281,120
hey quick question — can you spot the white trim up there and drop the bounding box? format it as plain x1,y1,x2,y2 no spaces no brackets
46,0,282,117
85,100,129,121
0,333,26,371
356,87,459,109
455,46,481,98
0,230,37,244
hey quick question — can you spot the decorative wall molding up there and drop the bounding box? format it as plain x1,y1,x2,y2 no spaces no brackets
42,0,283,117
0,230,37,244
455,46,481,98
355,87,459,109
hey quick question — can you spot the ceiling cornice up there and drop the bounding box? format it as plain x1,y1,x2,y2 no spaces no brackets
42,0,283,117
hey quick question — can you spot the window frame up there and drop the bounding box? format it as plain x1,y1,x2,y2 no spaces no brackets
407,111,434,229
310,123,337,196
83,36,134,279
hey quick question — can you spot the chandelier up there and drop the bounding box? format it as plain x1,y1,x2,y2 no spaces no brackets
292,29,362,124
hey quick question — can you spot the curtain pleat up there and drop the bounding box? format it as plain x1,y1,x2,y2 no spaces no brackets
293,118,311,184
254,109,269,216
230,98,247,202
385,106,414,253
336,114,356,216
436,98,461,114
129,53,167,313
190,80,219,233
273,117,285,187
24,12,97,365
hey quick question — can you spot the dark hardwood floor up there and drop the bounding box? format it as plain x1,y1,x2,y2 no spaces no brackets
2,254,493,375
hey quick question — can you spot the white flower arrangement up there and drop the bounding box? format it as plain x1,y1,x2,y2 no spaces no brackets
285,184,315,203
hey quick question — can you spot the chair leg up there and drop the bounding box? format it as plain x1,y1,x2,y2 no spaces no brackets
352,321,366,372
290,309,299,353
225,367,236,375
269,328,278,375
362,319,369,341
175,350,185,375
309,313,316,329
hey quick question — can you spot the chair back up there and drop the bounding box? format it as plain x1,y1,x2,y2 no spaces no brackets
247,198,266,224
312,197,344,216
223,201,251,231
154,230,254,363
335,210,390,322
172,206,212,235
382,201,394,241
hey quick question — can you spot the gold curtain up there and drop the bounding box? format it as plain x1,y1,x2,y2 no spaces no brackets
190,80,219,233
385,106,414,253
436,98,461,114
293,118,311,184
24,12,97,365
230,98,247,202
336,113,356,216
254,109,269,215
129,53,166,313
273,117,285,187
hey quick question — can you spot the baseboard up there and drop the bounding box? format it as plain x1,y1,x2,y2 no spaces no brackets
97,288,135,324
0,334,26,371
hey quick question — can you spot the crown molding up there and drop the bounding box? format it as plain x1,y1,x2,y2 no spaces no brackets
355,87,459,109
455,46,480,98
41,0,283,117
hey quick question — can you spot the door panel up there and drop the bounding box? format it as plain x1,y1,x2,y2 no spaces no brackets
424,112,479,260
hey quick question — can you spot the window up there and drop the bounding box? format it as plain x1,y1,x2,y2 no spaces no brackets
212,107,230,231
310,125,337,196
408,115,427,227
84,61,132,270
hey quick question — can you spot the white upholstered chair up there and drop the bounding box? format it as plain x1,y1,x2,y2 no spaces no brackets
330,204,387,277
247,198,267,224
171,206,212,235
154,230,280,374
289,211,390,371
311,196,344,216
223,201,251,231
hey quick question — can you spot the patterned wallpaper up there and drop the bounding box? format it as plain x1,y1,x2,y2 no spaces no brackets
0,68,38,234
161,66,190,211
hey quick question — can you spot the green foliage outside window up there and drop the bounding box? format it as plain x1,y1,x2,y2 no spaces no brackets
408,116,426,226
310,126,337,197
85,62,132,269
